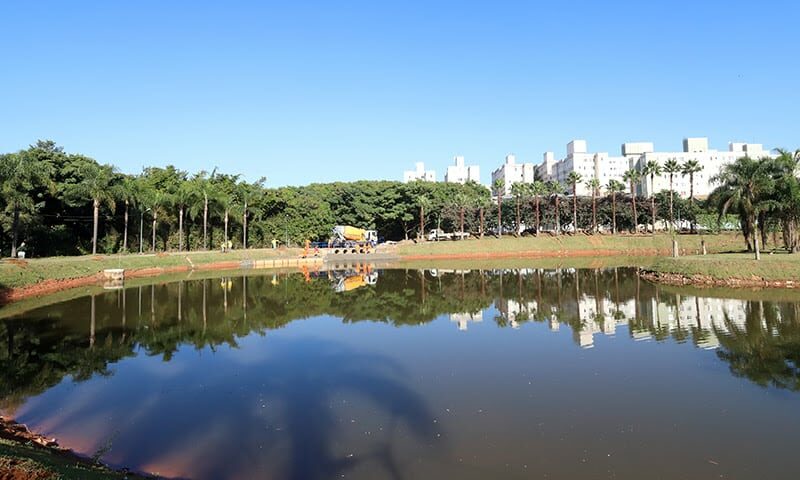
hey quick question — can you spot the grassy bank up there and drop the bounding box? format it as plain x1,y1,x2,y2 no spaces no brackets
648,252,800,284
0,248,300,292
0,438,156,479
397,232,744,257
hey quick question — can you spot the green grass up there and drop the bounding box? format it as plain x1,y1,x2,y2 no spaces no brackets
649,251,800,282
0,248,300,291
397,232,744,257
0,438,156,479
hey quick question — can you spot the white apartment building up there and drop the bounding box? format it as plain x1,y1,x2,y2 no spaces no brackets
403,162,436,183
633,138,770,198
444,156,481,184
536,140,632,196
534,137,772,198
490,154,535,197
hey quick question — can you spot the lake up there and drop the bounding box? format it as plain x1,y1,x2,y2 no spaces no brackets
2,266,800,479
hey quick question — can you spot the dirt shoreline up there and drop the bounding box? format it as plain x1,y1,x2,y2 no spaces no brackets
401,247,676,261
640,270,799,289
0,416,159,479
0,262,247,306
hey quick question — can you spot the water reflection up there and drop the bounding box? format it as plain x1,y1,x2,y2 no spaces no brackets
2,267,800,478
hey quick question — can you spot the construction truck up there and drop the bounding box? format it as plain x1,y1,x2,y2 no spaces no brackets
329,225,378,254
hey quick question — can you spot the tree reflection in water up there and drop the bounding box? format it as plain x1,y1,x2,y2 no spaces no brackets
2,268,800,476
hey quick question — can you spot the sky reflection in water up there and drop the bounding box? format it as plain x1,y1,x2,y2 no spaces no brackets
2,267,800,479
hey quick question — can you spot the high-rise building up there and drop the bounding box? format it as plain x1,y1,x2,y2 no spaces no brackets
490,154,535,197
444,156,481,184
403,162,436,183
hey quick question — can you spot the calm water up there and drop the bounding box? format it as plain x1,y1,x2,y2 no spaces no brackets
2,267,800,479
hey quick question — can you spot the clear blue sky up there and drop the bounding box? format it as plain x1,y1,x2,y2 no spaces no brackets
1,1,797,186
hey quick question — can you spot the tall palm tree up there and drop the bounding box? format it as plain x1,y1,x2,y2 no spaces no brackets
117,175,143,252
642,160,662,233
531,180,546,236
710,156,774,260
567,171,583,232
547,180,564,235
453,192,469,235
493,178,505,236
663,158,681,231
586,177,600,233
622,168,641,232
606,179,625,234
173,180,195,252
511,182,524,235
416,194,430,240
0,151,52,257
682,159,702,233
63,159,118,254
238,177,266,249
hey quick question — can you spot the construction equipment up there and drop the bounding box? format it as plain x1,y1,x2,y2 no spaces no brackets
329,225,378,254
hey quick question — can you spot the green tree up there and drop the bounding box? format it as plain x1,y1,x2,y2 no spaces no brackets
547,180,564,235
605,179,625,234
710,156,774,260
642,160,662,233
510,182,525,236
493,179,505,236
531,180,546,236
62,158,118,254
0,151,52,257
585,177,600,233
682,159,702,233
622,168,641,232
663,158,681,231
567,172,583,232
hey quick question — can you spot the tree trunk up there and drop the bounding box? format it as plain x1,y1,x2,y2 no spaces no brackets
10,205,19,257
224,208,229,249
497,195,502,236
591,192,597,233
479,207,484,239
630,182,638,232
515,198,521,236
572,187,577,233
668,175,674,231
152,213,157,252
611,193,617,234
419,205,424,240
459,207,465,235
92,198,99,254
555,196,561,235
178,206,184,252
203,194,209,250
689,173,695,234
534,196,540,235
650,194,656,234
243,201,248,249
123,200,129,251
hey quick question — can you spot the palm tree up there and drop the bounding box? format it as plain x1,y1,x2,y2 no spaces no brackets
567,171,583,233
493,178,505,236
416,194,430,240
531,180,546,236
663,158,681,231
117,176,143,252
173,180,195,252
453,192,469,235
682,159,702,233
186,171,220,250
238,177,266,249
511,182,525,235
0,151,52,257
547,180,565,235
63,159,118,254
622,168,641,232
606,180,625,234
710,156,774,260
642,160,662,233
585,178,600,233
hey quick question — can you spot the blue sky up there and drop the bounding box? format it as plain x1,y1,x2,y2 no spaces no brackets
1,1,798,187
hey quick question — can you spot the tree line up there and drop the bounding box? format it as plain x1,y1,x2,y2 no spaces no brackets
1,140,797,257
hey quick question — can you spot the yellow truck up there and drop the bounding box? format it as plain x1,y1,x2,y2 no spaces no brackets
329,225,378,254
